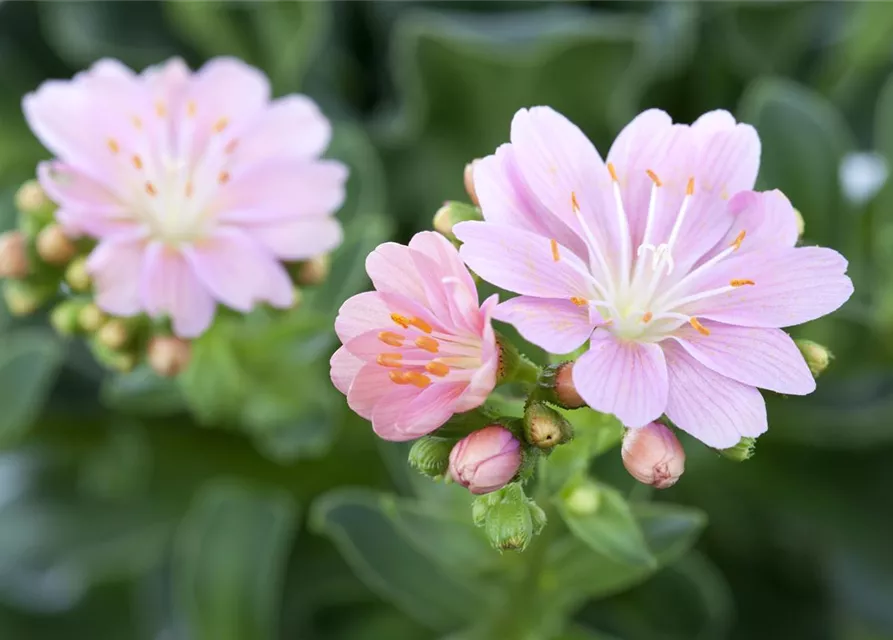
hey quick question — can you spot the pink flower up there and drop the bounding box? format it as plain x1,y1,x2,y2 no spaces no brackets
23,57,346,338
330,232,499,441
455,107,854,448
449,425,522,494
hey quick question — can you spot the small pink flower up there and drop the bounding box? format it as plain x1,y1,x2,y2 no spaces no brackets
23,57,346,337
449,425,522,494
455,107,854,448
330,232,499,441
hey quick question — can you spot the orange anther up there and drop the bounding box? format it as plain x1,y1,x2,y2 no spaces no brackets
224,139,239,154
425,361,450,377
607,162,619,182
408,316,433,334
730,279,755,287
378,331,405,347
155,102,167,117
218,171,230,185
132,154,143,170
391,313,411,329
132,116,143,129
107,138,120,154
404,371,432,388
185,181,194,198
731,230,746,251
186,101,197,117
686,177,695,196
642,311,653,323
689,317,710,336
145,181,157,196
389,371,410,385
570,296,588,307
213,117,229,133
376,353,403,368
550,238,560,262
415,336,439,353
571,191,581,213
646,169,662,187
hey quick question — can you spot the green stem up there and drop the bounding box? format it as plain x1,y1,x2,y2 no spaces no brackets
514,354,540,386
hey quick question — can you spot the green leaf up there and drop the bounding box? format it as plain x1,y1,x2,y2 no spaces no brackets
310,489,492,633
100,366,187,418
173,481,298,640
545,410,623,492
0,329,65,444
738,77,854,247
555,479,655,569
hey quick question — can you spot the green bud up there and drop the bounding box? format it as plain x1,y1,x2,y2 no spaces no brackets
535,361,586,409
408,435,454,478
2,279,55,316
433,201,482,241
64,256,91,292
35,224,77,266
796,339,832,377
523,402,573,449
793,208,805,238
15,180,55,220
485,501,534,552
563,480,601,516
528,500,547,536
78,303,106,333
0,231,30,279
90,339,137,373
97,318,131,350
50,299,87,336
719,436,756,462
291,254,330,286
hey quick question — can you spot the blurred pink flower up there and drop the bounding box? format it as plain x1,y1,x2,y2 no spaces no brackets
330,232,498,441
24,57,346,337
449,425,522,494
455,107,853,448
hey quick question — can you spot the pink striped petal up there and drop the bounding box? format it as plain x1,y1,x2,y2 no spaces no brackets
347,363,394,420
690,110,760,197
86,237,148,316
334,291,393,343
231,95,331,166
719,190,800,254
365,242,429,305
245,216,342,261
572,330,668,427
494,296,594,354
139,242,216,338
669,321,815,395
373,382,466,441
330,346,364,395
663,340,767,448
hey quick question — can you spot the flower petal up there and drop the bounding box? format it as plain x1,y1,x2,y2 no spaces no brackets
139,242,216,337
365,241,429,305
86,237,147,316
494,296,594,354
663,340,767,448
373,382,466,441
330,346,364,395
245,216,342,261
183,228,294,312
347,362,394,420
572,330,668,427
455,221,596,299
334,291,393,343
721,189,800,253
231,95,331,167
669,321,815,395
690,110,760,197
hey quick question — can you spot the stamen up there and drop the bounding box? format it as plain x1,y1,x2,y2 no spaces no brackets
213,117,229,133
731,230,746,251
107,138,120,154
425,361,450,377
570,296,588,307
646,169,662,187
415,336,439,353
607,163,633,283
391,313,411,329
219,171,230,185
155,102,167,117
642,311,653,323
132,116,143,130
185,181,194,198
686,177,695,196
145,182,157,197
404,371,432,388
389,371,410,385
186,101,197,118
550,238,560,262
690,317,710,336
132,155,143,170
607,163,619,182
571,191,581,213
377,353,403,368
408,316,433,333
730,279,755,287
570,191,616,298
378,331,405,347
224,139,239,154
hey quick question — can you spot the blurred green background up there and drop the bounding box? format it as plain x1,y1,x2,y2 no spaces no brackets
1,1,892,639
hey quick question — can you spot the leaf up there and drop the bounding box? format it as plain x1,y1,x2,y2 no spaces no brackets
310,489,492,633
100,367,187,418
0,329,65,444
738,77,854,247
555,479,656,569
173,481,298,640
545,410,623,492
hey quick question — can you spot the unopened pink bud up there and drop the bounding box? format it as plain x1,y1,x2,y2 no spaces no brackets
449,425,522,495
0,231,29,279
621,422,685,489
555,361,585,409
464,160,480,205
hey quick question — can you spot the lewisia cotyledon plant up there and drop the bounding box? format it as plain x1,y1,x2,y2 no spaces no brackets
330,232,499,441
455,107,853,448
23,57,346,337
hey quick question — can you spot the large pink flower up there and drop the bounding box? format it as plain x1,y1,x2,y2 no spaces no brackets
330,232,499,441
23,57,346,337
455,107,853,448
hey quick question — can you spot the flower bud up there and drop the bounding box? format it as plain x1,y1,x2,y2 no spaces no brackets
564,480,601,516
293,254,330,286
78,303,106,333
432,201,482,241
463,160,480,206
719,436,756,462
536,361,586,409
2,280,54,316
484,501,533,552
97,319,130,350
793,208,805,238
35,224,77,266
147,336,192,377
523,402,573,449
449,426,522,494
0,231,30,279
64,256,91,292
15,180,54,218
621,422,685,489
796,339,832,377
407,435,454,478
50,299,86,336
91,340,137,373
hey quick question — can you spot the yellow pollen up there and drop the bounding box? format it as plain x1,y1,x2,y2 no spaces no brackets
690,317,710,336
730,279,755,287
415,336,439,353
155,102,167,117
186,101,197,117
391,313,411,329
404,371,432,388
145,182,157,197
646,169,662,186
224,139,239,154
607,162,618,182
185,181,194,198
570,296,588,307
378,331,405,347
425,361,450,377
642,311,653,323
731,230,746,251
550,238,560,262
218,171,230,185
132,154,143,170
213,117,229,133
686,177,695,196
376,353,403,368
571,191,581,214
132,116,143,129
408,316,433,334
107,138,120,154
